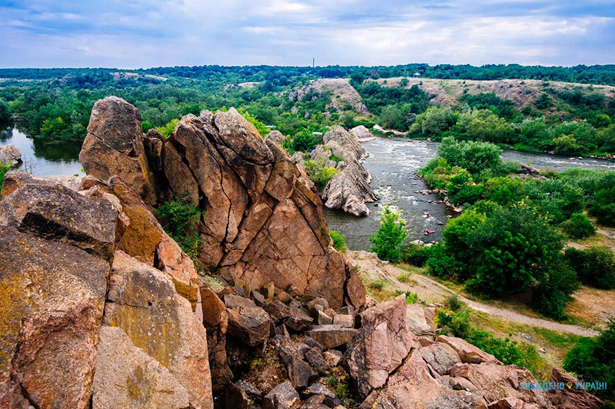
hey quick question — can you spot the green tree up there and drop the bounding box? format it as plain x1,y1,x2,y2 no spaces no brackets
370,206,408,263
438,137,503,176
292,130,318,152
564,246,615,289
0,99,10,122
380,105,404,130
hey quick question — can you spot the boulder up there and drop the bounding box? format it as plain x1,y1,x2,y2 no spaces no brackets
80,96,157,205
225,294,271,346
333,314,354,328
406,304,436,336
323,161,376,216
546,367,603,409
437,335,500,364
349,125,376,141
102,251,213,409
265,300,314,331
449,362,551,407
0,144,21,166
344,295,418,399
200,286,230,392
360,349,486,409
0,227,112,409
263,381,300,409
419,343,461,375
265,130,286,146
272,336,314,389
323,126,367,163
307,325,359,349
0,181,118,259
92,326,191,409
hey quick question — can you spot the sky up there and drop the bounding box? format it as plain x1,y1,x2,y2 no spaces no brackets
1,0,614,68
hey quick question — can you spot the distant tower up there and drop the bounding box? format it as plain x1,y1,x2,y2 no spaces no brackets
313,58,315,68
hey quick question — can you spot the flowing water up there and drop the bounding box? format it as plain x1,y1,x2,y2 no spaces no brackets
2,125,614,251
325,137,615,251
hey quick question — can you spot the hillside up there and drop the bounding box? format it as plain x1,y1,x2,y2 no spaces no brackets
374,76,615,111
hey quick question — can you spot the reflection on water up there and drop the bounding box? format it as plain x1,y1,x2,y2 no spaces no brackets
0,123,83,177
324,137,615,251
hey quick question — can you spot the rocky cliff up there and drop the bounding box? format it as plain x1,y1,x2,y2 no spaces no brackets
290,126,377,217
0,96,603,409
80,97,366,310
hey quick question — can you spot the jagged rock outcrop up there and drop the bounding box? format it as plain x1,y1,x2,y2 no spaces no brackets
546,367,603,409
0,145,21,167
344,295,419,398
320,126,377,216
80,96,157,205
83,97,365,310
0,172,213,409
349,125,376,141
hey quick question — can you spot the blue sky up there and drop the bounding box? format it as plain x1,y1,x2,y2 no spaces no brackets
1,0,614,68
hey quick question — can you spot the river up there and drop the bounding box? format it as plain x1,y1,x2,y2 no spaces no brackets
325,137,615,251
2,125,614,251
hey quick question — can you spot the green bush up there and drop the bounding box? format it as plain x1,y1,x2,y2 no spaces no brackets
156,191,203,266
531,264,580,319
561,213,596,239
0,162,11,194
156,118,179,138
589,187,615,227
330,230,347,252
370,205,408,263
564,246,615,289
445,294,464,311
402,243,435,267
303,158,339,190
564,318,615,400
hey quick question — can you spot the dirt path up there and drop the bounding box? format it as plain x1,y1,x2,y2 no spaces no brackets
347,251,599,337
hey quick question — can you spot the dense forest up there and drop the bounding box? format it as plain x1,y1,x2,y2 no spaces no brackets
1,63,615,158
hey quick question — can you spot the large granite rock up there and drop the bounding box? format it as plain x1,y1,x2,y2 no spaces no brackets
0,179,118,409
80,96,157,205
319,126,377,217
99,251,213,409
0,145,22,167
81,98,365,310
344,295,418,399
360,349,486,409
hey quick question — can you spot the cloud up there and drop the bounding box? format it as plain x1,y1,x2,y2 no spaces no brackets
0,0,614,67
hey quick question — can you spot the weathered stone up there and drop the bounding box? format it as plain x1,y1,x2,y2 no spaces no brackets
305,347,331,375
103,251,213,409
406,304,436,336
317,310,334,325
345,295,419,399
0,227,111,409
92,326,191,409
263,381,300,409
307,325,358,349
349,125,376,141
0,181,117,260
360,349,486,409
0,144,21,166
252,290,266,306
419,343,461,375
265,130,286,146
449,362,551,407
333,314,354,328
437,335,500,364
80,96,157,205
307,297,329,314
546,367,603,409
264,300,314,332
323,350,343,367
225,295,271,346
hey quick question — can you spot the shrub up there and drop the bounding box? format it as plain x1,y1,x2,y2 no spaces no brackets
531,264,580,319
303,158,339,190
564,246,615,289
402,243,434,267
436,310,472,338
561,213,596,239
156,191,203,265
370,206,408,263
0,162,11,194
437,137,503,176
589,187,615,227
370,279,387,291
330,230,348,252
445,294,464,311
156,118,179,138
564,318,615,400
292,130,318,152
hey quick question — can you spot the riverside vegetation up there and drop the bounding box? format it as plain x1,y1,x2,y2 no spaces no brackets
2,64,615,158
